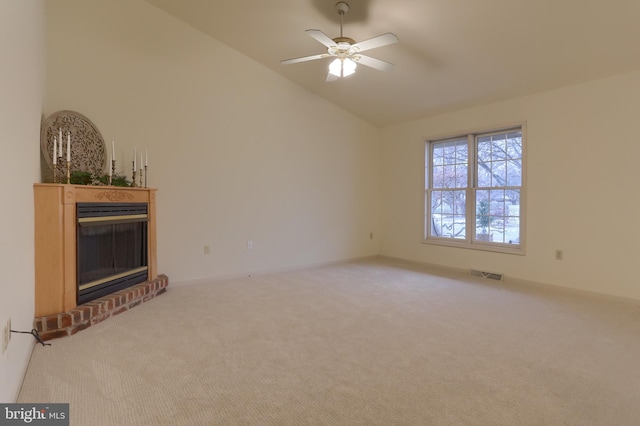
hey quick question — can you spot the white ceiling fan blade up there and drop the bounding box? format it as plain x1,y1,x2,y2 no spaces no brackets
354,54,395,72
306,29,337,48
353,33,398,53
281,53,328,65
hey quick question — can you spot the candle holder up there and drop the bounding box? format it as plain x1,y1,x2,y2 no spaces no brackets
65,160,71,184
55,156,64,183
131,161,138,188
110,159,116,185
144,165,148,188
139,168,143,188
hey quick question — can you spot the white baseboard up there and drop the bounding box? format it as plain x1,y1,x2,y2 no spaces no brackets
378,255,640,305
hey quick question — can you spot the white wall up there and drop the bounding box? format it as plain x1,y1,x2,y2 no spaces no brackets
380,70,640,300
45,0,380,283
0,0,45,402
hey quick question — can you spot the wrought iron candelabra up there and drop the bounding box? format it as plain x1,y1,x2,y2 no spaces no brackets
109,159,116,185
131,161,138,188
53,156,67,183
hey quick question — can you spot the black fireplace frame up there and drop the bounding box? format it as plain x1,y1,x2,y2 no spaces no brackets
76,202,149,304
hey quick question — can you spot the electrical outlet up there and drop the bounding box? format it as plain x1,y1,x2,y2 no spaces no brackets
204,245,210,255
555,250,563,261
247,240,254,250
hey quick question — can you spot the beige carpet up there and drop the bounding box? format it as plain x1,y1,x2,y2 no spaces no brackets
18,257,640,425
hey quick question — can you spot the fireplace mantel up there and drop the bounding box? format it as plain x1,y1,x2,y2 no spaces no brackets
34,184,158,317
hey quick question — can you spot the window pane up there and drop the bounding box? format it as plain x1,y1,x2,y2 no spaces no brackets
492,135,507,161
473,188,521,245
492,221,506,243
506,159,521,186
443,165,455,187
431,190,443,214
431,140,468,190
491,161,506,187
489,189,504,215
432,165,444,188
430,190,466,239
507,132,522,159
475,191,491,239
504,190,521,244
433,145,445,166
455,165,467,188
443,145,455,164
478,139,491,163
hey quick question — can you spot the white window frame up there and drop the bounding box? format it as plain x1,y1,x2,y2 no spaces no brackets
423,123,526,255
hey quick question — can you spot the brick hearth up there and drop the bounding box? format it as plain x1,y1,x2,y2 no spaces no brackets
34,275,169,341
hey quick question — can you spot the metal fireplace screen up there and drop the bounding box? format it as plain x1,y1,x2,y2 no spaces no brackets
77,203,148,304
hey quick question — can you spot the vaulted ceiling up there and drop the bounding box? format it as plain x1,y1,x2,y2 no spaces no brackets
145,0,640,127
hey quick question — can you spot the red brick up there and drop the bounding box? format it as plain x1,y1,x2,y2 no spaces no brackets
33,276,169,340
79,306,92,320
71,321,91,335
60,314,72,328
92,313,110,325
111,306,128,316
45,316,59,331
71,310,82,323
40,329,69,341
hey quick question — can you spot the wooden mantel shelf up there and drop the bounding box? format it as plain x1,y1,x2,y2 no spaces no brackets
34,184,158,317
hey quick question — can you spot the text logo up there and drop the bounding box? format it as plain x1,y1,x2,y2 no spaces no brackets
0,404,69,426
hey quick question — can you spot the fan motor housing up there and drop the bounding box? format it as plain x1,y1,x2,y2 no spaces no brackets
332,36,356,45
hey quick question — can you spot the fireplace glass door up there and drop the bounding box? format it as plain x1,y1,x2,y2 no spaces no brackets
77,203,148,304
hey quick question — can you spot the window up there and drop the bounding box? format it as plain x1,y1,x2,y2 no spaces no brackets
424,126,524,253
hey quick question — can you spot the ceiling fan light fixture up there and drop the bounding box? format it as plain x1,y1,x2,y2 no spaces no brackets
343,57,357,76
329,57,357,78
280,1,398,80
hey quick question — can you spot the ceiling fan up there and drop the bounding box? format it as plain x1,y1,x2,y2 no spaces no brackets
280,1,398,81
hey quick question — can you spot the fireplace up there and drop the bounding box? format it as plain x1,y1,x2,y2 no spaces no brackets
34,184,158,317
77,203,149,304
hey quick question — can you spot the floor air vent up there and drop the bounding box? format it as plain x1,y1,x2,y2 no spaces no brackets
470,269,504,281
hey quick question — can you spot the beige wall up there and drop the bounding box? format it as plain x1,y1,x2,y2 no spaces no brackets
44,0,381,284
380,70,640,300
0,0,45,402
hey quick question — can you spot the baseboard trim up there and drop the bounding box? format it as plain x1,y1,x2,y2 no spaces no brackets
378,255,640,305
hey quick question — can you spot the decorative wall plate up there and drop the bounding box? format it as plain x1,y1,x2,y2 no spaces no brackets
40,110,106,181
